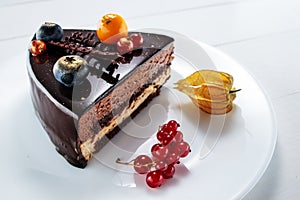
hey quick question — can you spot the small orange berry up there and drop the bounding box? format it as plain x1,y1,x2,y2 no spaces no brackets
96,13,128,44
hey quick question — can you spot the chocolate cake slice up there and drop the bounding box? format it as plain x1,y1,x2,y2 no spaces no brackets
27,29,174,168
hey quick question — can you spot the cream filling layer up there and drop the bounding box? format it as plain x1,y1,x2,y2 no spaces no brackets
80,67,171,160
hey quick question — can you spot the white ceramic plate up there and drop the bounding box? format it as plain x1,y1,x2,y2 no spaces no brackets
0,29,276,200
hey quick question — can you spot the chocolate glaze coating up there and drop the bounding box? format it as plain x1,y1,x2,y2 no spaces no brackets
27,29,174,168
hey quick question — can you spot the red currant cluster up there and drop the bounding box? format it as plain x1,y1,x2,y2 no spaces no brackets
116,120,191,188
116,33,143,54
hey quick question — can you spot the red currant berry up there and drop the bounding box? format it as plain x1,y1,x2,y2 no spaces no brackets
133,155,153,174
177,141,191,158
167,120,179,132
174,131,183,143
162,164,175,179
156,130,167,143
160,124,169,132
169,130,177,138
168,120,179,126
117,37,134,54
166,142,181,155
29,40,47,56
151,144,168,161
130,33,143,49
162,134,174,146
165,152,180,165
151,143,161,153
146,170,164,188
181,147,191,158
155,160,168,171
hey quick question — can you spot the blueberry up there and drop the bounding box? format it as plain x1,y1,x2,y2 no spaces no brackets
61,73,74,85
36,22,64,42
53,55,89,87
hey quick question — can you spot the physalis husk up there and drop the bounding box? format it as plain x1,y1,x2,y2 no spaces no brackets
174,70,240,114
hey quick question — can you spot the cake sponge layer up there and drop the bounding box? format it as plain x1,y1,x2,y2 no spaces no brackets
79,44,174,159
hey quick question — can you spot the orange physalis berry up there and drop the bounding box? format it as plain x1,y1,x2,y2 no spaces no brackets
96,13,128,44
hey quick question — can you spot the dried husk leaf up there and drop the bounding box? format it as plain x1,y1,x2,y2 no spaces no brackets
174,70,239,114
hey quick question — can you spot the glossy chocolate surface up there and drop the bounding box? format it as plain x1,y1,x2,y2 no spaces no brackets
30,30,174,116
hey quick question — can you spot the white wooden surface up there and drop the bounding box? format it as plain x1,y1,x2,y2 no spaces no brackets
1,0,300,199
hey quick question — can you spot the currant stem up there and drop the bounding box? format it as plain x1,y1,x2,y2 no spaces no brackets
115,158,156,168
115,158,135,166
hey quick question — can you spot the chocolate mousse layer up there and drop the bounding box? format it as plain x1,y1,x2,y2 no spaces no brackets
27,29,174,168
